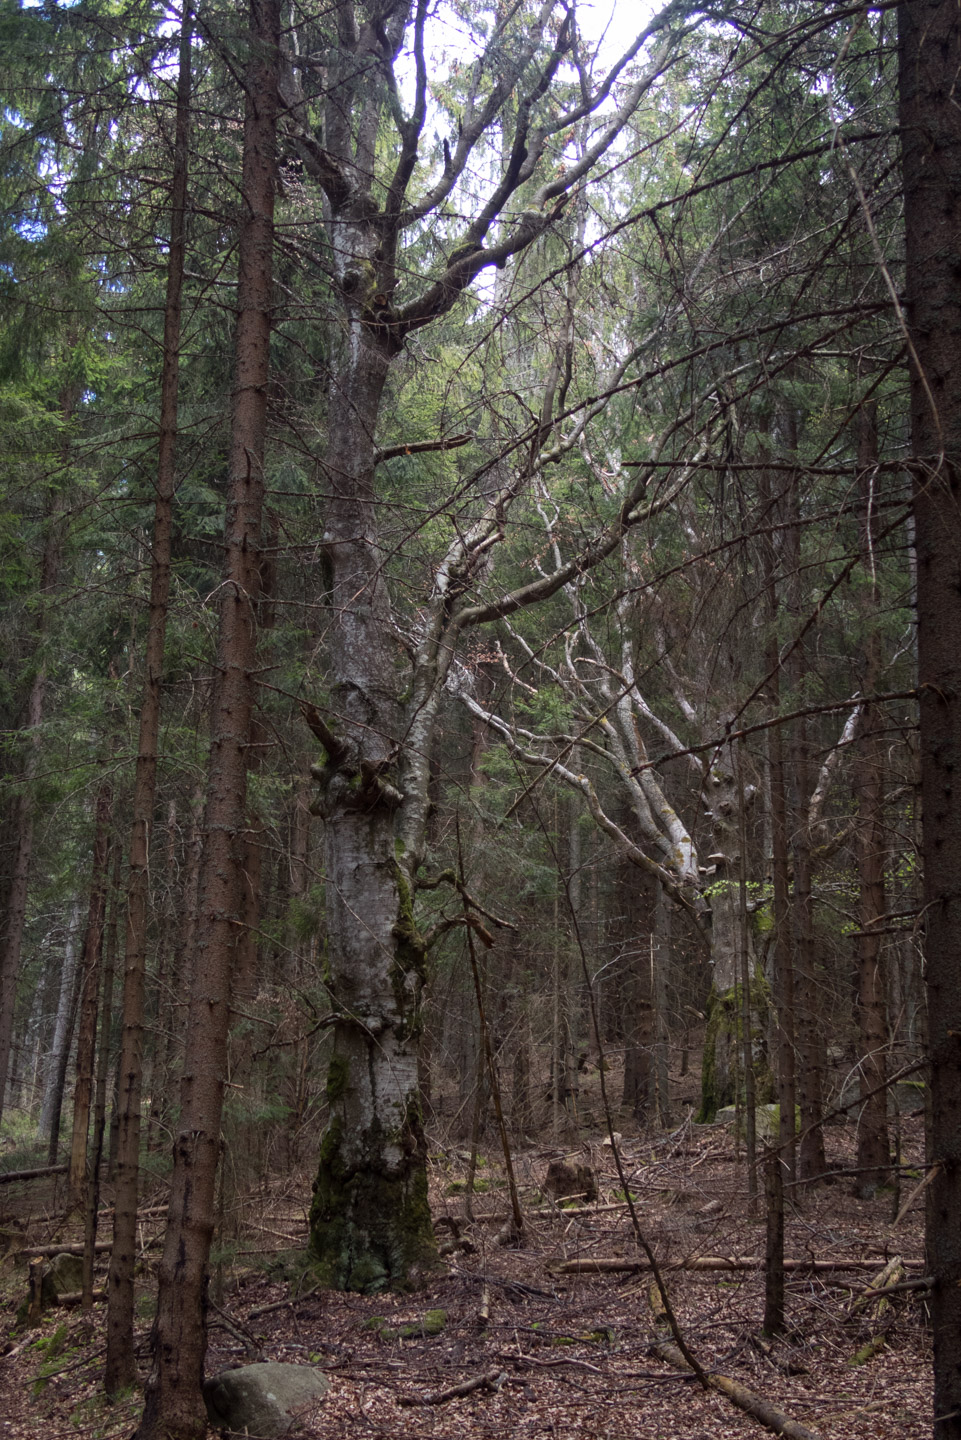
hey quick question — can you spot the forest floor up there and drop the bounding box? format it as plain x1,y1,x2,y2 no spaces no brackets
0,1108,931,1440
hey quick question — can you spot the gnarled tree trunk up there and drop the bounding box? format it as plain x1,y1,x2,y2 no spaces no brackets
306,301,435,1291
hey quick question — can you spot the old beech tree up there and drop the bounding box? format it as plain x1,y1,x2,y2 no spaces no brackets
290,0,688,1291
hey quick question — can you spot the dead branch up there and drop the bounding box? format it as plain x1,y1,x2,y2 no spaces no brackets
893,1163,939,1226
208,1299,265,1360
557,1255,923,1275
246,1283,321,1321
505,1351,604,1375
25,1241,112,1258
53,1288,106,1307
847,1255,905,1319
375,432,472,465
651,1340,820,1440
397,1368,507,1406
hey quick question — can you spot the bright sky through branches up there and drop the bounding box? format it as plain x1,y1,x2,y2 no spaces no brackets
580,0,660,61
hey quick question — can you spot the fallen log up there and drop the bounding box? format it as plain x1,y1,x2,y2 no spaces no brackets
95,1203,168,1221
557,1255,922,1275
651,1339,819,1440
55,1288,106,1308
24,1235,164,1259
0,1164,68,1186
25,1241,112,1258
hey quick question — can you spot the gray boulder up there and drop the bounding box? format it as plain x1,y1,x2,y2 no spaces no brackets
46,1252,84,1298
203,1362,329,1437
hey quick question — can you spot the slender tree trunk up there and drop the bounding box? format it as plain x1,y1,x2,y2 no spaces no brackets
652,881,672,1127
106,9,192,1393
149,787,203,1150
899,6,961,1433
784,467,826,1179
68,779,113,1204
142,802,177,1153
854,401,889,1196
136,2,279,1432
736,743,757,1207
700,739,763,1120
763,1145,785,1336
0,501,62,1123
83,842,120,1309
791,718,825,1178
761,466,797,1184
39,902,83,1154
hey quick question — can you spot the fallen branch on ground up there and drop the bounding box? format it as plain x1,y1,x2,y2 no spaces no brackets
397,1368,507,1406
469,1201,631,1223
651,1339,820,1440
26,1235,164,1258
893,1165,939,1227
557,1255,923,1275
246,1283,321,1321
503,1351,604,1374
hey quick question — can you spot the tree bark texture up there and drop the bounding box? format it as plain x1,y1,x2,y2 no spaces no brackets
899,4,961,1434
700,739,766,1121
107,9,192,1391
82,842,120,1310
306,277,435,1293
136,2,279,1433
44,912,85,1165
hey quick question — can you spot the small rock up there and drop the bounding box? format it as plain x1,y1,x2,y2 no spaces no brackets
203,1362,328,1437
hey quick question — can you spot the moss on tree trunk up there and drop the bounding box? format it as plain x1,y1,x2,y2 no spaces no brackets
698,974,774,1123
309,1103,436,1293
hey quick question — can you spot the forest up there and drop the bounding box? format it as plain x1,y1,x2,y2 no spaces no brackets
1,0,960,1437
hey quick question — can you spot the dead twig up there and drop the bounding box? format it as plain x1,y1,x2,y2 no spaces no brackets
893,1163,939,1226
246,1283,321,1321
208,1299,265,1360
504,1351,604,1375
